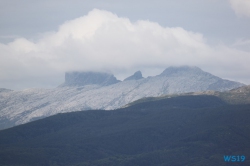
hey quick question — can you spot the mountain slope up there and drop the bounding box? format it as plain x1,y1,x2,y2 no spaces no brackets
0,66,244,130
125,85,250,107
0,95,249,165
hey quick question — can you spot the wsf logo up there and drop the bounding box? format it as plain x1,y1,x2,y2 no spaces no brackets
224,155,245,162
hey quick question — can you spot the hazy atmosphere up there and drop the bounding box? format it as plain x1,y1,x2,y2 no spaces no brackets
1,0,250,90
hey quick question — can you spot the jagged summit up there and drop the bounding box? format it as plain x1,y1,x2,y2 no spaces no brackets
160,66,203,76
62,71,120,87
124,71,143,81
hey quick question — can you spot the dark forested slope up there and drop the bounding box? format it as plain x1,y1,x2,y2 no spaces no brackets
0,95,249,166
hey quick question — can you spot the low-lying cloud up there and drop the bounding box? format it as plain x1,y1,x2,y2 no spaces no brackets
0,9,249,89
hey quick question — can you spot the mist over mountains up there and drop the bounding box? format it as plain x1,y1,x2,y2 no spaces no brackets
0,66,244,130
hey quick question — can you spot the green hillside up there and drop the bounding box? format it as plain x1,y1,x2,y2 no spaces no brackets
0,95,249,165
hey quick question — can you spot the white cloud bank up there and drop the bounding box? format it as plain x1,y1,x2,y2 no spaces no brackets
230,0,250,17
0,9,250,89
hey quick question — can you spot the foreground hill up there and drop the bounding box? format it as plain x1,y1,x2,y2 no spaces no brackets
0,95,249,165
0,66,244,130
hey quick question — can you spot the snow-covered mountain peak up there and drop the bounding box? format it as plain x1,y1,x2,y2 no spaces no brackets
159,66,203,76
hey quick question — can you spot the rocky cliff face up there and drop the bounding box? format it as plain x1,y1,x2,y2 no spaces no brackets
0,88,12,93
62,72,120,87
124,71,143,81
0,66,245,130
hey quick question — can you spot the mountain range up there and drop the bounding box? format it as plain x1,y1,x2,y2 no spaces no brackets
0,66,245,130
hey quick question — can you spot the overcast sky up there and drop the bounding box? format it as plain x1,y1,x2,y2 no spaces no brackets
0,0,250,90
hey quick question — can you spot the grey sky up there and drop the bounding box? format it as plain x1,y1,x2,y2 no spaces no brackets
0,0,250,89
1,0,249,43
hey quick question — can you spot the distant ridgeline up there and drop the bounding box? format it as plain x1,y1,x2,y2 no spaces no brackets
0,66,246,130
